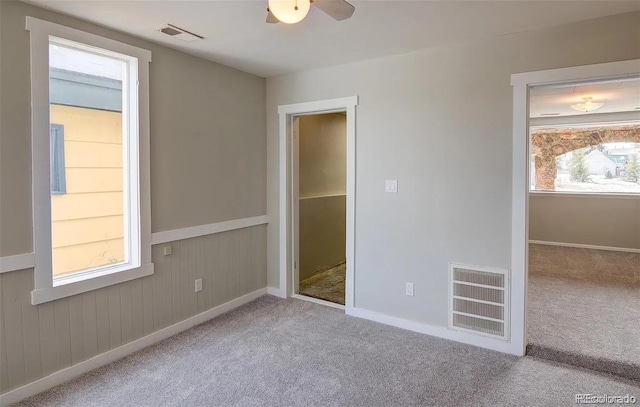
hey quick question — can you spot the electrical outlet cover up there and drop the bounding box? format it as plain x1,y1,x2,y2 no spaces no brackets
406,282,414,297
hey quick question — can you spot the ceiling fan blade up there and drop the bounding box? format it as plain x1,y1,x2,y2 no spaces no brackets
312,0,355,21
266,10,280,23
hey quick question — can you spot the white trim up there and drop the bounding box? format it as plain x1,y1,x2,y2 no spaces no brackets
529,240,640,254
26,16,153,305
278,96,358,115
529,111,640,127
510,59,640,358
298,193,347,200
346,307,522,356
510,59,639,87
25,17,151,62
266,286,285,297
291,294,345,310
277,96,358,313
0,288,267,407
530,191,639,199
31,264,155,305
151,216,269,245
0,253,35,274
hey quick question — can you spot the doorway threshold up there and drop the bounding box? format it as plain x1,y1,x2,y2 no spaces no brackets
291,293,345,310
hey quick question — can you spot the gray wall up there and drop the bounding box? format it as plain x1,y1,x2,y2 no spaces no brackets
0,227,267,394
266,11,640,326
299,196,346,281
0,0,267,256
299,114,347,197
298,114,347,280
0,1,267,395
529,194,640,249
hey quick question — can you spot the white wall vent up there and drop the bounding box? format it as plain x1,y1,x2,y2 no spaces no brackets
449,263,510,340
157,24,204,42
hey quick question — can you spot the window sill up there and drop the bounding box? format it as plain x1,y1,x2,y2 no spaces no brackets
529,191,640,199
31,263,154,305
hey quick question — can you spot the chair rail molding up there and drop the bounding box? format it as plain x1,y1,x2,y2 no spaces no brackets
0,215,269,274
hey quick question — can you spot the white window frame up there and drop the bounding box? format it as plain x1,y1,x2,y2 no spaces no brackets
27,17,153,305
528,99,640,198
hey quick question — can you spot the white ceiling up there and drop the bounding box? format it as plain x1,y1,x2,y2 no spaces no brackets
530,78,640,117
23,0,640,78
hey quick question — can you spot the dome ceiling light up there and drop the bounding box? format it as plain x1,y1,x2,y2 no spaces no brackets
266,0,355,24
570,97,604,113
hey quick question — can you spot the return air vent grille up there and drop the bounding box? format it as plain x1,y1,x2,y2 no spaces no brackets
157,24,204,42
449,263,509,340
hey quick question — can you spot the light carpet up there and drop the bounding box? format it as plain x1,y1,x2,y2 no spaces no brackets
15,296,640,407
527,274,640,380
527,244,640,380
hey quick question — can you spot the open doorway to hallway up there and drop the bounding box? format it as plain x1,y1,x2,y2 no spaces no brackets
294,113,347,306
526,77,640,379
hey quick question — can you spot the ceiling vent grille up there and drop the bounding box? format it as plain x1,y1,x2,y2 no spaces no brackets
157,24,204,42
449,263,509,340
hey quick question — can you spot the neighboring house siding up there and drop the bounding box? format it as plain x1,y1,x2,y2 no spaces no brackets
50,104,125,277
585,150,617,176
50,68,122,112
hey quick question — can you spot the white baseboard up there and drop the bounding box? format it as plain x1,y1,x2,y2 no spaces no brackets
346,307,522,356
266,286,285,298
529,240,640,254
0,288,267,407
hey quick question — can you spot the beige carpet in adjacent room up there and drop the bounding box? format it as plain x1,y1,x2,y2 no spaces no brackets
527,244,640,380
299,262,345,305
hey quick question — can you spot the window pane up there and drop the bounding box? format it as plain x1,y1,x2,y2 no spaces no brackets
529,78,640,195
49,41,128,278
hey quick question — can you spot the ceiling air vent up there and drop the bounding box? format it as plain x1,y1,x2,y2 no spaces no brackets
157,24,204,42
449,263,509,340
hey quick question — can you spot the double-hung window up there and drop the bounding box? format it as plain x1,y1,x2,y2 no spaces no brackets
27,17,153,304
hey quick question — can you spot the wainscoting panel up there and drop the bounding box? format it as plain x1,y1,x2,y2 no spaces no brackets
0,225,267,394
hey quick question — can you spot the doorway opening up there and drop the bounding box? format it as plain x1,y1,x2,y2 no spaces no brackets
277,96,358,311
294,113,347,306
511,60,639,372
526,77,640,379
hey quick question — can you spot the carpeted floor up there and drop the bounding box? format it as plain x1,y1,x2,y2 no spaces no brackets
14,296,639,407
528,275,640,380
299,262,345,305
527,244,640,380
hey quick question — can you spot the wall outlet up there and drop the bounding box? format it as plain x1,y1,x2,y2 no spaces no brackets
163,246,172,256
406,282,414,297
195,278,202,292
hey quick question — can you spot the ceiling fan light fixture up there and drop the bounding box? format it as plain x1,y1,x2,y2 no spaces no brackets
268,0,311,24
570,97,604,113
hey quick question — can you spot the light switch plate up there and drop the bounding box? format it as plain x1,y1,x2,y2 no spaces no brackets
163,246,172,256
406,282,414,297
195,278,202,292
385,180,398,193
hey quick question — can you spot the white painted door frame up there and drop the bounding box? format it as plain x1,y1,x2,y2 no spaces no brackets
277,96,359,312
510,59,639,356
